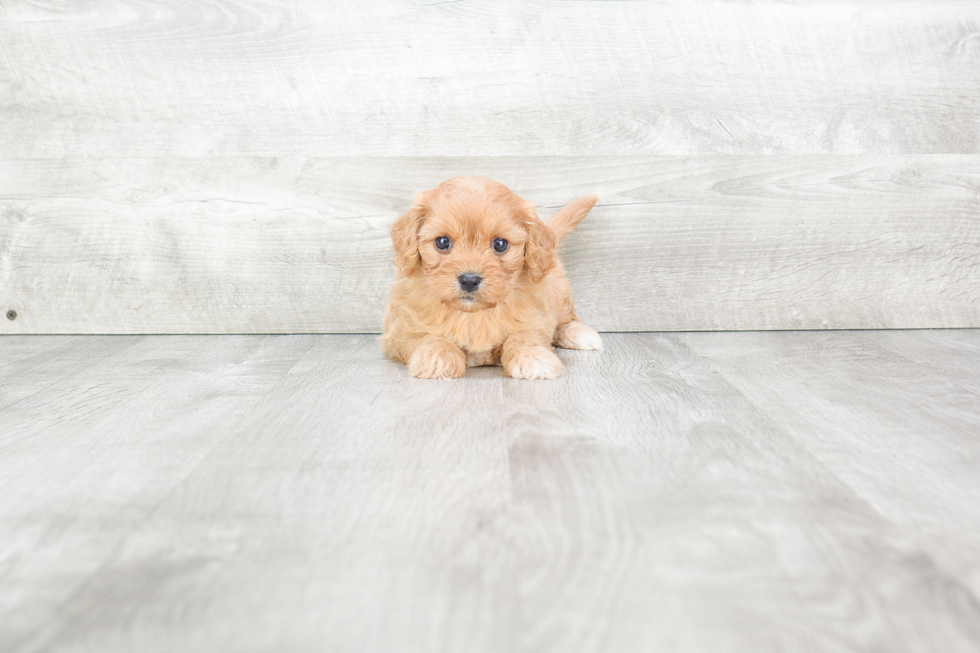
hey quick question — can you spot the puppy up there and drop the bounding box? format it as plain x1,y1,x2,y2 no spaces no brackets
381,176,602,380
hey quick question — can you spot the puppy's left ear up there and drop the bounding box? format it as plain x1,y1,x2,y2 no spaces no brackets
390,192,431,276
521,202,557,282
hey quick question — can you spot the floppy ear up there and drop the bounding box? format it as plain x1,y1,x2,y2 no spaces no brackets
390,193,430,276
521,202,557,282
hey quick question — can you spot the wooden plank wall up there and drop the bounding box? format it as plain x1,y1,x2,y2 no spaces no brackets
1,1,977,334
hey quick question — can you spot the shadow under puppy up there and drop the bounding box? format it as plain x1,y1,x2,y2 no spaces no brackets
381,176,602,379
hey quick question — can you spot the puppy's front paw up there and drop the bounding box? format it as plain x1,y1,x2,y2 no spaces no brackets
504,346,563,380
554,321,603,351
408,338,466,379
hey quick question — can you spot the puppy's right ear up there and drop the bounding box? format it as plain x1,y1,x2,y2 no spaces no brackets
390,193,431,276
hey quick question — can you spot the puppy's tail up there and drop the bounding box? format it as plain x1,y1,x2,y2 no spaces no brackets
547,195,599,243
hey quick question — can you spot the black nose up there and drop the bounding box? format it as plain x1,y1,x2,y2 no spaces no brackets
458,273,482,293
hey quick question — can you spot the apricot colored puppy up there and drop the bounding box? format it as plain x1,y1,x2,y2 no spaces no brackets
381,176,602,380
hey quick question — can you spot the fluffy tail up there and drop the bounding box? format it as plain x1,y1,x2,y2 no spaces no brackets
547,195,599,243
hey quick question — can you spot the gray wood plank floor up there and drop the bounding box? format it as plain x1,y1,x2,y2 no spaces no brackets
1,331,979,652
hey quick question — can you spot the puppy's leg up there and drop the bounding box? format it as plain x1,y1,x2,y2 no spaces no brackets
502,331,563,380
408,335,466,379
554,320,603,351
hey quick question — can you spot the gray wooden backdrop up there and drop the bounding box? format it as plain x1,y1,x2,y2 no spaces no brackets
1,0,978,334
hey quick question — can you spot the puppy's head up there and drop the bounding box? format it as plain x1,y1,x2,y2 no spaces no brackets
390,176,556,312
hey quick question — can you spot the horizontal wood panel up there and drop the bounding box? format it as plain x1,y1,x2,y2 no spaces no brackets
3,1,978,332
1,1,978,157
1,155,977,333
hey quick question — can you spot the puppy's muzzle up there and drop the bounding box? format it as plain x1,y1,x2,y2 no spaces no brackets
457,273,482,293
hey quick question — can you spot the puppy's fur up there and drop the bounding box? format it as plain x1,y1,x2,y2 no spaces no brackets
381,176,602,379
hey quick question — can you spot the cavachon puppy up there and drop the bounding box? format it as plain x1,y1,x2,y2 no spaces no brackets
381,176,602,380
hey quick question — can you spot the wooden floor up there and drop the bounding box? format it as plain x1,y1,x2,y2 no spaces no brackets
2,331,979,652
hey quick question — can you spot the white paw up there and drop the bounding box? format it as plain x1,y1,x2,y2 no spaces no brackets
505,346,563,380
554,321,603,351
408,340,466,379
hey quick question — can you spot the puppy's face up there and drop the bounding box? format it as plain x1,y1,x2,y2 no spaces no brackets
390,177,556,312
416,200,526,311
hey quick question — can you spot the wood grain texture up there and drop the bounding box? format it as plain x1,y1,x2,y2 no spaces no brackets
2,332,980,652
0,334,316,652
0,335,142,410
2,155,978,333
682,329,980,598
1,1,978,157
2,1,978,333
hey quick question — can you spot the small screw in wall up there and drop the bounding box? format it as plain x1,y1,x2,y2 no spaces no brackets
6,310,16,321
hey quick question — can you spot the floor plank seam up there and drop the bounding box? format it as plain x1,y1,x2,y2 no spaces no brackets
0,336,146,414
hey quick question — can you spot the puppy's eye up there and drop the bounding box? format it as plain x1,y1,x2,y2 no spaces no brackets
434,236,452,251
492,238,509,253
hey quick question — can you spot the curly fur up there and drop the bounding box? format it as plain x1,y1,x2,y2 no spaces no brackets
381,176,601,380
